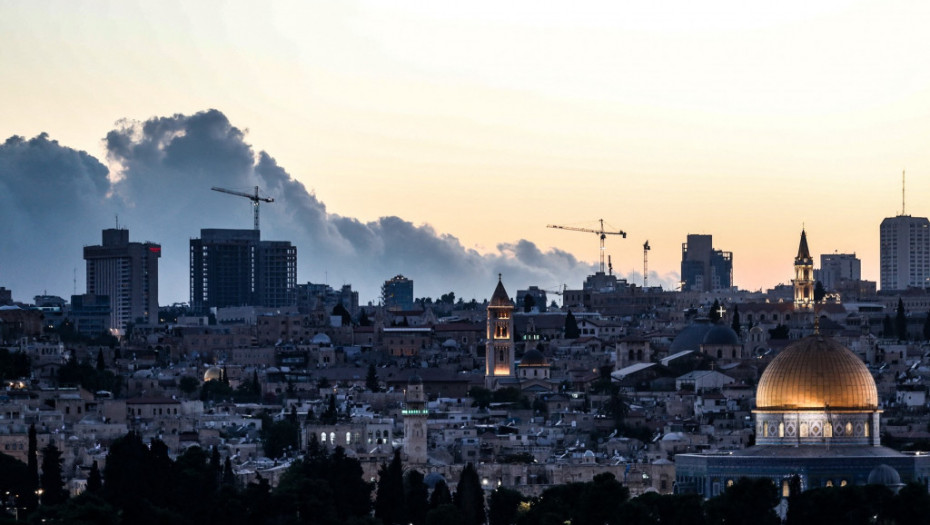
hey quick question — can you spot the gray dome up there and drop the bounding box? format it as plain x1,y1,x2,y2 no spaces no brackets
311,333,332,345
868,464,902,487
703,324,740,346
520,349,548,366
424,472,446,488
409,374,423,385
669,320,713,353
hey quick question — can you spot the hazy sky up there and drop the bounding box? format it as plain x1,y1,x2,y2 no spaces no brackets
2,1,930,304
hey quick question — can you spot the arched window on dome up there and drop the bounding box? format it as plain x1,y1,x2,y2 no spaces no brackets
824,422,833,438
840,480,848,487
826,480,834,488
864,423,869,437
782,480,790,498
846,422,853,436
778,422,785,438
799,423,809,438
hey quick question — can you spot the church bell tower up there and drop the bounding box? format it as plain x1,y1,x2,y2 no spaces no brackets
793,229,815,314
403,375,428,464
485,275,515,390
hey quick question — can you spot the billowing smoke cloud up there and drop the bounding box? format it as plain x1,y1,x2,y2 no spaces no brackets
1,109,677,305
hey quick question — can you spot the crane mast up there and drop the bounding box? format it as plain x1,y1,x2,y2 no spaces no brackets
643,240,651,288
547,218,627,274
211,186,274,231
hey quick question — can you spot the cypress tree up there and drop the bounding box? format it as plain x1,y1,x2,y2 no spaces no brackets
87,460,103,493
896,298,908,341
429,478,452,509
375,449,406,525
564,310,580,339
25,423,38,511
731,304,741,334
39,440,67,506
454,463,486,525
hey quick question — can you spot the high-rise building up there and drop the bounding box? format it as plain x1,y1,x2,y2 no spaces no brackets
880,215,930,291
818,253,861,291
84,228,160,331
381,274,414,311
680,234,733,292
190,229,296,311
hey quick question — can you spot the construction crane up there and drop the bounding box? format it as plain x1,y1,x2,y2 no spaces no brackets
547,219,626,274
211,186,274,231
643,241,651,288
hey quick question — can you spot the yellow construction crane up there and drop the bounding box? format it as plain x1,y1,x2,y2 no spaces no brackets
211,186,274,231
547,219,626,274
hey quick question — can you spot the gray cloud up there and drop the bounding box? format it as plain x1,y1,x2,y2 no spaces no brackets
1,109,676,305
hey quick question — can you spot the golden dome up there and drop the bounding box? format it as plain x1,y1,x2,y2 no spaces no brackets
756,336,877,410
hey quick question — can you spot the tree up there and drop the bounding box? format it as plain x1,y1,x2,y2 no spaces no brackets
731,304,741,334
40,440,68,506
454,463,486,525
96,348,106,371
87,461,102,493
429,478,453,509
564,310,580,339
179,375,199,395
488,487,524,525
923,312,930,341
896,298,908,341
814,281,826,302
883,314,894,338
705,477,779,525
469,387,493,410
366,363,380,392
709,299,722,322
405,469,429,525
321,394,339,425
375,449,406,525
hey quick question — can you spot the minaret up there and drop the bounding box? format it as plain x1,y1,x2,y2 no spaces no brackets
793,229,815,313
402,375,428,464
485,274,515,390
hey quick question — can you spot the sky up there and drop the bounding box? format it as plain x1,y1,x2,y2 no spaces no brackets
2,1,930,306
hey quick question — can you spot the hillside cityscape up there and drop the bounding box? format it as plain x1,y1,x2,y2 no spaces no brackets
3,205,930,524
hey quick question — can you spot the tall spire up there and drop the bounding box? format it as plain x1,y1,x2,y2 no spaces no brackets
796,229,811,262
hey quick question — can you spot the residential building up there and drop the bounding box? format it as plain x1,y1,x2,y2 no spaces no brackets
83,228,160,331
382,274,414,311
818,253,861,291
680,234,732,292
880,215,930,291
190,229,296,310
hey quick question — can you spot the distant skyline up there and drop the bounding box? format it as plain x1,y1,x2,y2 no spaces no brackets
3,1,930,304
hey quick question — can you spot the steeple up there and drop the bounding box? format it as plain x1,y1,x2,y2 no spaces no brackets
796,229,812,262
793,229,815,313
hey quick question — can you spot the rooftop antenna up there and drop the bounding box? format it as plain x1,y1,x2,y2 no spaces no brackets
115,214,119,230
902,169,907,216
608,255,613,276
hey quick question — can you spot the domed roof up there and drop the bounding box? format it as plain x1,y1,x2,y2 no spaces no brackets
702,324,740,346
489,275,512,307
868,464,902,486
669,320,713,353
756,336,878,410
408,374,423,385
423,472,446,488
520,349,548,366
203,366,222,382
311,333,332,345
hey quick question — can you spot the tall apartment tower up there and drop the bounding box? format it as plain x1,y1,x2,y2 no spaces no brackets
84,228,160,331
381,274,414,311
680,234,733,292
793,229,815,313
190,229,296,311
485,275,515,390
402,375,428,464
880,215,930,291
